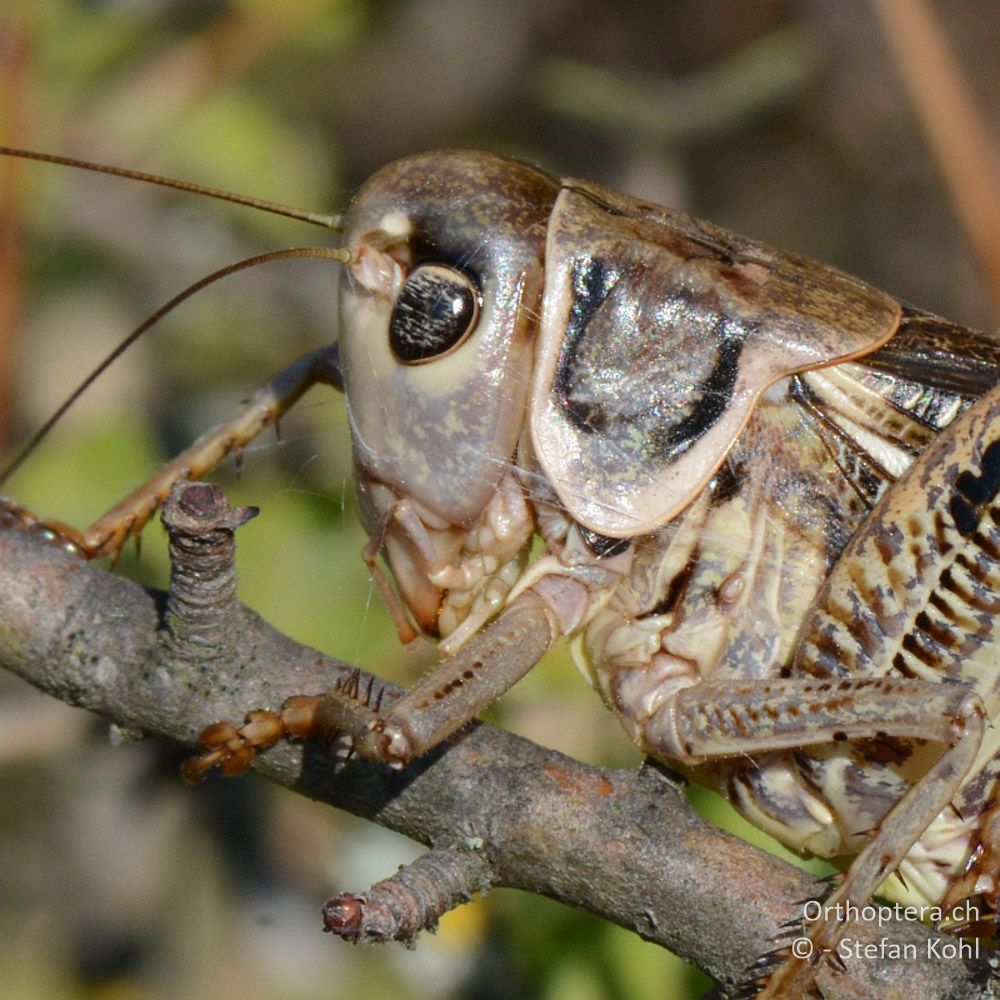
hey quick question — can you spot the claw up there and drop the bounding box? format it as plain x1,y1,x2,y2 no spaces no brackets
827,948,848,974
754,945,791,964
181,695,324,781
0,498,88,557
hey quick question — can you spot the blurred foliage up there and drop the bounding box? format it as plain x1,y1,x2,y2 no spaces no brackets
0,1,998,999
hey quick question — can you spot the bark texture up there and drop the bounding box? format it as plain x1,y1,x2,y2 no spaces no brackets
0,491,993,999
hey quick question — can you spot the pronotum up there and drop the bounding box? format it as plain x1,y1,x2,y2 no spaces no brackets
3,144,1000,999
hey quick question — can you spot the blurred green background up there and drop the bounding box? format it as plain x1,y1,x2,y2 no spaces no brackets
1,2,998,998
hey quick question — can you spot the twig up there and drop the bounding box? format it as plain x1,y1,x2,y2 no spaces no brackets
0,496,991,999
874,0,1000,318
323,845,494,945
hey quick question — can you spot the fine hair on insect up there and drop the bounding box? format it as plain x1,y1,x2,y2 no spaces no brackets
5,135,1000,1000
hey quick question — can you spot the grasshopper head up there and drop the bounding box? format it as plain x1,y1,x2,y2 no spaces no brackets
338,150,558,640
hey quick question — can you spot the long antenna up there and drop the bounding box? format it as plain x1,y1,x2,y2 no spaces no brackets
0,146,343,230
0,246,352,489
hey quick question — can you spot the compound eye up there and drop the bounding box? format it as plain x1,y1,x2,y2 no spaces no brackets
389,264,480,364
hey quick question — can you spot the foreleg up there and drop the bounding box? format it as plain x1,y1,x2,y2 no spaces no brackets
1,346,341,560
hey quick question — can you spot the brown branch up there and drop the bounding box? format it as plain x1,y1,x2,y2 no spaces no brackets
0,490,992,1000
874,0,1000,320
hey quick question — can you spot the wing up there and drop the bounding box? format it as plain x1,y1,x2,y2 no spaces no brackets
861,307,1000,413
530,179,903,537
